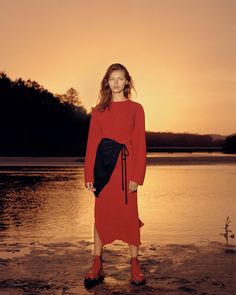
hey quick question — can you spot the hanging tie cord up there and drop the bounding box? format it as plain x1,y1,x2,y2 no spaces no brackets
121,144,129,204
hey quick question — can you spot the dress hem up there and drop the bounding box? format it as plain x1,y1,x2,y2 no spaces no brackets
95,223,142,247
102,238,142,247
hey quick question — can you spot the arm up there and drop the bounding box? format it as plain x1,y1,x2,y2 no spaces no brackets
131,104,147,186
84,107,102,185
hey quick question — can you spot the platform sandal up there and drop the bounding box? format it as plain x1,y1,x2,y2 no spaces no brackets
84,255,105,289
130,256,146,285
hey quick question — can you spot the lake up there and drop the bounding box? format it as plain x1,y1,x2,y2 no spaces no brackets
0,153,235,246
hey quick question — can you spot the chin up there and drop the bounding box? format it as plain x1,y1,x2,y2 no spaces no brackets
112,89,122,92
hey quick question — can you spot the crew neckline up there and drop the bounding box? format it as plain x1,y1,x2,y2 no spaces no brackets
111,99,129,103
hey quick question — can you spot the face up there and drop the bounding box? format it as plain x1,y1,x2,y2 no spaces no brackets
108,70,128,93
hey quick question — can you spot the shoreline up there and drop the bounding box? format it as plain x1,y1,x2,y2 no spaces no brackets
0,239,235,294
0,154,236,167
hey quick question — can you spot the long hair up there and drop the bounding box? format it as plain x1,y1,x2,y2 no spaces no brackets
96,63,136,112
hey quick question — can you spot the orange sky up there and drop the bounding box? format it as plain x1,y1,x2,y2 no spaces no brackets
1,0,235,135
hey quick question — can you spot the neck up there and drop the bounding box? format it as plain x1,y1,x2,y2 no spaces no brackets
112,92,127,101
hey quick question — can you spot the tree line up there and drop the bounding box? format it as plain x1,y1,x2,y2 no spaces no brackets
0,71,235,156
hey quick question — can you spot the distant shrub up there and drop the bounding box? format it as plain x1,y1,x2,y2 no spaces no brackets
219,216,235,246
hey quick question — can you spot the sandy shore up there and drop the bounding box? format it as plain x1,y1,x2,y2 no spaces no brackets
0,240,235,295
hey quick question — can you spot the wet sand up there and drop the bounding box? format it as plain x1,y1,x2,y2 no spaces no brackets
0,240,235,295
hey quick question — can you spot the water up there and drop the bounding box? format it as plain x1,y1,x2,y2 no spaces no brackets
0,154,235,246
141,164,236,244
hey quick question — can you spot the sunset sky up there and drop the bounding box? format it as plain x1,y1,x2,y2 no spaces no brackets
1,0,235,135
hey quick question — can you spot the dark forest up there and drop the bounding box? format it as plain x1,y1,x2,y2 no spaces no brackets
0,72,235,156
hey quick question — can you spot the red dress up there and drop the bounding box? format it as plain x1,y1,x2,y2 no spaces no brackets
84,99,146,246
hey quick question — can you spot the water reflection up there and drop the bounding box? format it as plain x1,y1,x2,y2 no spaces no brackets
0,159,236,245
0,167,94,244
139,164,236,244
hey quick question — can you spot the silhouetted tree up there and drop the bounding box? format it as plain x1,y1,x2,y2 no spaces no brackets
0,71,228,156
0,71,89,156
223,134,236,154
57,87,82,106
146,132,215,147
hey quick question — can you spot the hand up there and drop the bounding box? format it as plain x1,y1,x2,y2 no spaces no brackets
86,182,96,192
129,180,138,192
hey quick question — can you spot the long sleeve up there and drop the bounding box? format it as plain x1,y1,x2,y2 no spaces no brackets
84,107,102,185
131,104,147,185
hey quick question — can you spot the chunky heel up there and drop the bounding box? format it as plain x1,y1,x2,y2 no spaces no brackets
84,255,105,289
130,257,146,286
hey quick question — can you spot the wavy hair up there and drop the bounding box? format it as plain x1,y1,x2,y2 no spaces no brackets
96,63,136,111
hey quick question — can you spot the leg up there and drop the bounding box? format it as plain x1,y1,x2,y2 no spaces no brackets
128,243,146,285
128,244,138,258
94,223,103,256
84,224,105,288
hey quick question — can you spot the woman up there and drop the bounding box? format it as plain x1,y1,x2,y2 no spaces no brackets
84,63,147,288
